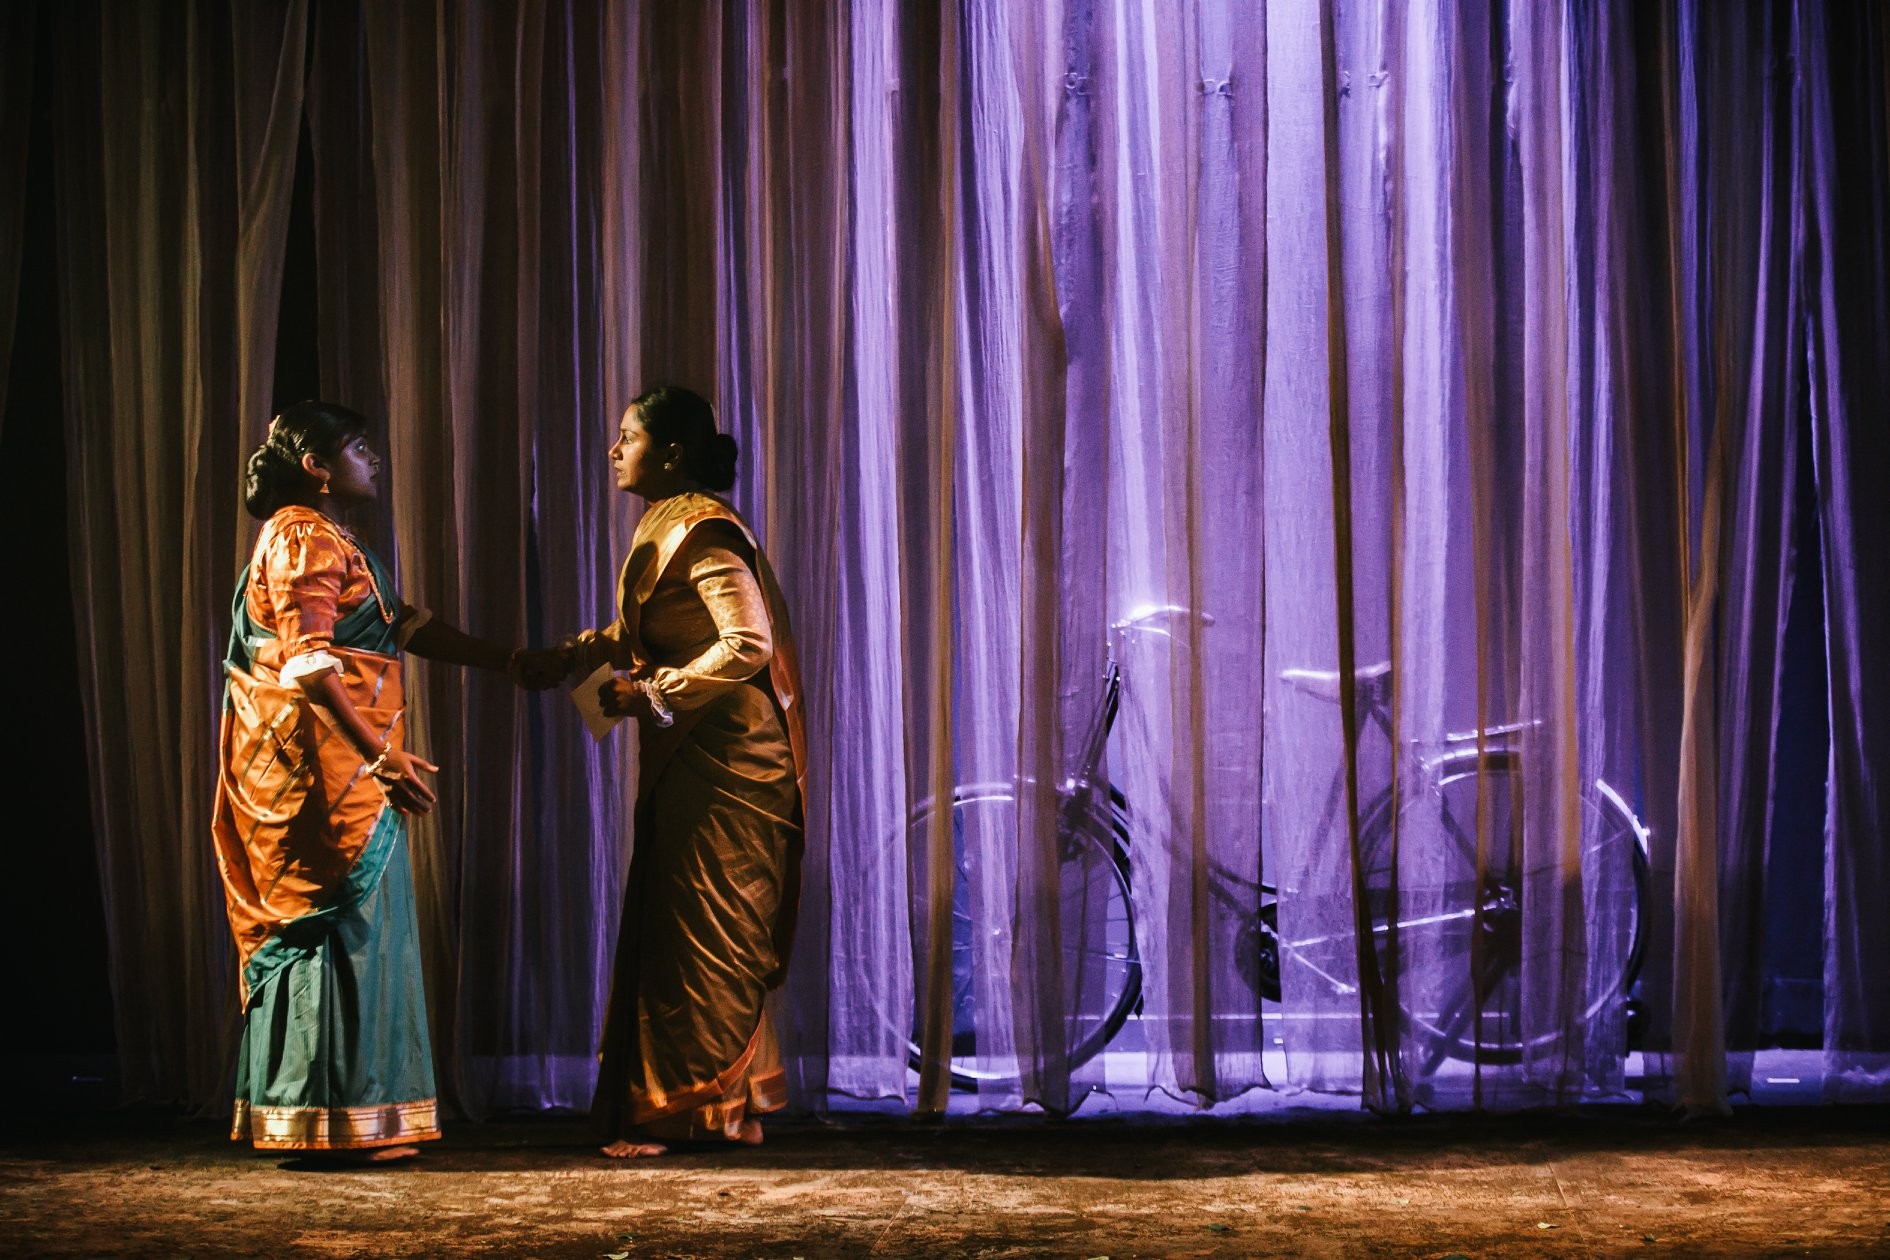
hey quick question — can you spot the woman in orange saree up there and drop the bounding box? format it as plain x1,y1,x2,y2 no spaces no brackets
522,386,805,1158
215,401,517,1161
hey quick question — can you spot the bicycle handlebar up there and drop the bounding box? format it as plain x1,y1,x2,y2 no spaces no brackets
1110,604,1217,634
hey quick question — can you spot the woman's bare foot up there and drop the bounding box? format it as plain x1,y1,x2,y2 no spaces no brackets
362,1145,421,1162
735,1118,763,1147
601,1139,668,1159
290,1145,420,1168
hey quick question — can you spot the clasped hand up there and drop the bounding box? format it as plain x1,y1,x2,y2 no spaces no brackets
597,676,657,721
506,644,659,722
509,645,575,690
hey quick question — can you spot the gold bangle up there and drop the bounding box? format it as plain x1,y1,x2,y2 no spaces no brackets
363,739,393,779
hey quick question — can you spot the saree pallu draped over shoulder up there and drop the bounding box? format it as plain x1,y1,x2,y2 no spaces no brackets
584,492,806,1144
212,507,439,1151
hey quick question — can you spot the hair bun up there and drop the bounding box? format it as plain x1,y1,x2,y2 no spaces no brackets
243,443,298,520
698,432,740,492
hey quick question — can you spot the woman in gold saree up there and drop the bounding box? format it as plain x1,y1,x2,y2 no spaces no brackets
215,400,517,1160
522,386,804,1158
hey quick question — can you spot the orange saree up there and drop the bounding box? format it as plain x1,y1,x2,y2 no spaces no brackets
213,507,440,1150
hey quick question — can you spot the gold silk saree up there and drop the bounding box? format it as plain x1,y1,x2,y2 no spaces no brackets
580,492,806,1143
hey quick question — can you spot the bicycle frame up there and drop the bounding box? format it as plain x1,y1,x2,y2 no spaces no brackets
1089,615,1648,1064
900,604,1649,1086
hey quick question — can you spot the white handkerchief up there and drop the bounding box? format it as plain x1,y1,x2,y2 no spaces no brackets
570,662,624,742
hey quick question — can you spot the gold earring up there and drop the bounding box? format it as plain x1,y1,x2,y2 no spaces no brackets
319,478,331,495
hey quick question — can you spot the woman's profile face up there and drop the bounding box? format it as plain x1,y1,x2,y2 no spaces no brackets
608,406,675,497
316,433,381,505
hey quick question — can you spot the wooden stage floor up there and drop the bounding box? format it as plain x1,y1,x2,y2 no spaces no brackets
3,1101,1886,1257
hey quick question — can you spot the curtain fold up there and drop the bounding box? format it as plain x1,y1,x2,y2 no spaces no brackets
1709,0,1799,1090
353,0,468,1113
827,0,918,1104
51,0,1890,1117
1800,0,1890,1103
709,0,850,1110
229,0,308,510
0,0,37,437
1003,0,1076,1115
909,0,960,1118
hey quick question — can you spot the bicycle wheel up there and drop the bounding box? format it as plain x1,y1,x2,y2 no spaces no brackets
880,783,1142,1091
1374,750,1649,1066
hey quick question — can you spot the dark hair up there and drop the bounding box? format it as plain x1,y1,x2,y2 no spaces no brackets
244,400,371,519
631,385,738,492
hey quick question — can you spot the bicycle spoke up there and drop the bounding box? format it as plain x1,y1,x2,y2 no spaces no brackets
1433,781,1488,880
1065,948,1137,963
1276,944,1360,997
1374,907,1477,933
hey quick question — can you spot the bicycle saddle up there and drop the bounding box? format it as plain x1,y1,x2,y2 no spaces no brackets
1280,660,1392,703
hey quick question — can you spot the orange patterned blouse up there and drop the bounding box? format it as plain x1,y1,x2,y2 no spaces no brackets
243,506,424,673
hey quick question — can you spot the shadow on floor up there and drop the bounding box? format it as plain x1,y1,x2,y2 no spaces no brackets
6,1100,1888,1180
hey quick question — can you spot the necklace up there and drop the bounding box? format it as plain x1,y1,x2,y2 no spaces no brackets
324,518,398,626
341,529,398,625
356,554,397,625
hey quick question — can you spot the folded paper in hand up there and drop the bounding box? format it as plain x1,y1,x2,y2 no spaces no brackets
571,662,624,742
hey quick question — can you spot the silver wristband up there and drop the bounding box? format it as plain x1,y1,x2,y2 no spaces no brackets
639,678,675,728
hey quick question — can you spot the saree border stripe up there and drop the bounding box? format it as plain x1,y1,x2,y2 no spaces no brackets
332,708,403,800
230,1098,441,1150
746,1066,788,1113
629,1019,769,1126
640,1065,789,1142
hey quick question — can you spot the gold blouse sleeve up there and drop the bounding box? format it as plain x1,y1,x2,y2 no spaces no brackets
648,542,772,710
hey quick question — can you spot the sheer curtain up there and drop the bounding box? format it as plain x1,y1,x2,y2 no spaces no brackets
1800,0,1890,1102
48,0,1890,1114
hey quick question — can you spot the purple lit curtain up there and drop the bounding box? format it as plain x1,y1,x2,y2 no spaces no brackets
1799,0,1890,1101
52,0,1890,1115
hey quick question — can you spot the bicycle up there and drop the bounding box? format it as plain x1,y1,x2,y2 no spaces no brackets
888,607,1650,1090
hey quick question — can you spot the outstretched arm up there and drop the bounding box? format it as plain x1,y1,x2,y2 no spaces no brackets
402,613,514,673
510,614,644,691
